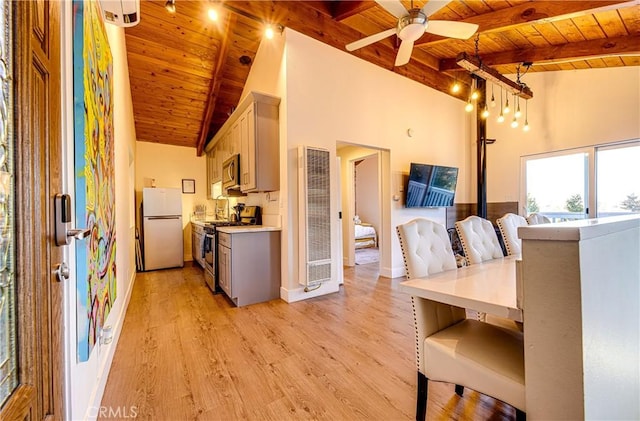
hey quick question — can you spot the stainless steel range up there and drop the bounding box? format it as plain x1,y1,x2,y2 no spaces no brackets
202,206,261,293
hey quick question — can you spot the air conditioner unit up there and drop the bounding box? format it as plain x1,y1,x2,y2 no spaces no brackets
100,0,140,27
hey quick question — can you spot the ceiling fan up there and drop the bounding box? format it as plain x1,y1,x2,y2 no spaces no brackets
346,0,479,67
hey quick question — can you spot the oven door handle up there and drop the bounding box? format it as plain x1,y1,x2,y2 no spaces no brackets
202,233,213,258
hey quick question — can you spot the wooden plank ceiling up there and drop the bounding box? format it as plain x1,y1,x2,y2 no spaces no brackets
124,0,640,155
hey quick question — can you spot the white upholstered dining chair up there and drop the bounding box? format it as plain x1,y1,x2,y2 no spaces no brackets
526,212,551,225
454,215,504,266
397,218,526,421
455,216,518,326
497,213,528,256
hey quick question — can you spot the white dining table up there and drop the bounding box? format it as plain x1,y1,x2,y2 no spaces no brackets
399,255,523,323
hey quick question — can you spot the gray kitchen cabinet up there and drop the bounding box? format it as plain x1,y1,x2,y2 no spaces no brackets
206,149,218,199
191,223,205,268
217,229,280,306
239,93,280,193
204,92,280,193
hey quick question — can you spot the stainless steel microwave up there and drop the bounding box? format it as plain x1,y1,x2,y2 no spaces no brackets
222,154,241,191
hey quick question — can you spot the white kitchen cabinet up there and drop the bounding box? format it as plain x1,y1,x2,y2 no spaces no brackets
217,229,280,307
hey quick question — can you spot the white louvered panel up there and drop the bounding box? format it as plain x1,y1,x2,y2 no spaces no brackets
298,146,332,287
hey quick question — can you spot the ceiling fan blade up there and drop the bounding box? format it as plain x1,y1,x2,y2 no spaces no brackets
421,0,452,17
375,0,408,19
425,20,479,39
346,28,396,51
395,39,414,67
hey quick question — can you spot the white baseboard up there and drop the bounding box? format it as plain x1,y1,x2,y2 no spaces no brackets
280,281,340,303
84,269,136,420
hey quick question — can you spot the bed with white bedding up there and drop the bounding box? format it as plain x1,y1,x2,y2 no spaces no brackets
355,222,377,249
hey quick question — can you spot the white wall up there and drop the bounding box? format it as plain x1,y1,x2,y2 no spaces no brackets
134,142,208,261
486,67,640,205
355,154,380,230
282,29,468,287
63,5,138,419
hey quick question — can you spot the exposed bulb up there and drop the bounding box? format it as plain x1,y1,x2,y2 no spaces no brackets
465,101,473,112
265,25,275,39
490,93,496,108
515,104,522,118
481,105,489,119
208,7,218,21
523,120,530,132
511,117,519,128
471,90,479,101
451,82,461,93
503,97,510,114
497,113,505,123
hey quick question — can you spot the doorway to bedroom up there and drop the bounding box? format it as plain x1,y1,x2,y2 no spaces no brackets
337,143,385,270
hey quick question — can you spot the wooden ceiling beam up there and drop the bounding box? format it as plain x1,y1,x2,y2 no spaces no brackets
222,1,471,100
415,0,634,47
439,34,640,71
196,13,235,156
331,1,378,21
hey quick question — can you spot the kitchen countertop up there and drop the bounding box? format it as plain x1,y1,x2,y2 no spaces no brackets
216,225,281,234
191,220,228,226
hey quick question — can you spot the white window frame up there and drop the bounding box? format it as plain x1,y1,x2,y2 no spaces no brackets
520,139,640,220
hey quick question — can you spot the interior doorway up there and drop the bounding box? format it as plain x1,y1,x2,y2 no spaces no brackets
336,143,388,272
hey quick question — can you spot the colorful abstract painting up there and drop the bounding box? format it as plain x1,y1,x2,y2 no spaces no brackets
73,0,117,362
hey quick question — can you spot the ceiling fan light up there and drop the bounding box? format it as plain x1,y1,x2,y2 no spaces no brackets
397,10,427,41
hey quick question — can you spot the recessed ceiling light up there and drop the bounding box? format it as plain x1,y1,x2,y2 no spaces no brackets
165,0,176,13
264,25,274,39
207,6,218,21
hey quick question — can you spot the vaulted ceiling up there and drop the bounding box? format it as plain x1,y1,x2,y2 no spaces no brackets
123,1,640,155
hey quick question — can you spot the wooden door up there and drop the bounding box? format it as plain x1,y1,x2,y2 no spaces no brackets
0,0,64,420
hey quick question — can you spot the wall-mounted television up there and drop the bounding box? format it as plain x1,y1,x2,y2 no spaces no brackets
405,163,459,208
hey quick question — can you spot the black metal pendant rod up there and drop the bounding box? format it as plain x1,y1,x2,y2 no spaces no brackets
475,76,487,219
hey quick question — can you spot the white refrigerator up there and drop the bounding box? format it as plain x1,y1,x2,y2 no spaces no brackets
142,187,184,270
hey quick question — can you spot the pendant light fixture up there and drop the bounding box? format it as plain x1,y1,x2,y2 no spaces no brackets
490,83,496,107
497,86,505,123
523,100,530,131
465,98,473,112
453,37,534,131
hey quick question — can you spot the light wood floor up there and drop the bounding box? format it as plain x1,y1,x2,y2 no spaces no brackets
100,263,517,420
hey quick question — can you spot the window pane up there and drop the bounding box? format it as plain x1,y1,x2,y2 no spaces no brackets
0,0,17,406
525,153,588,221
596,143,640,217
